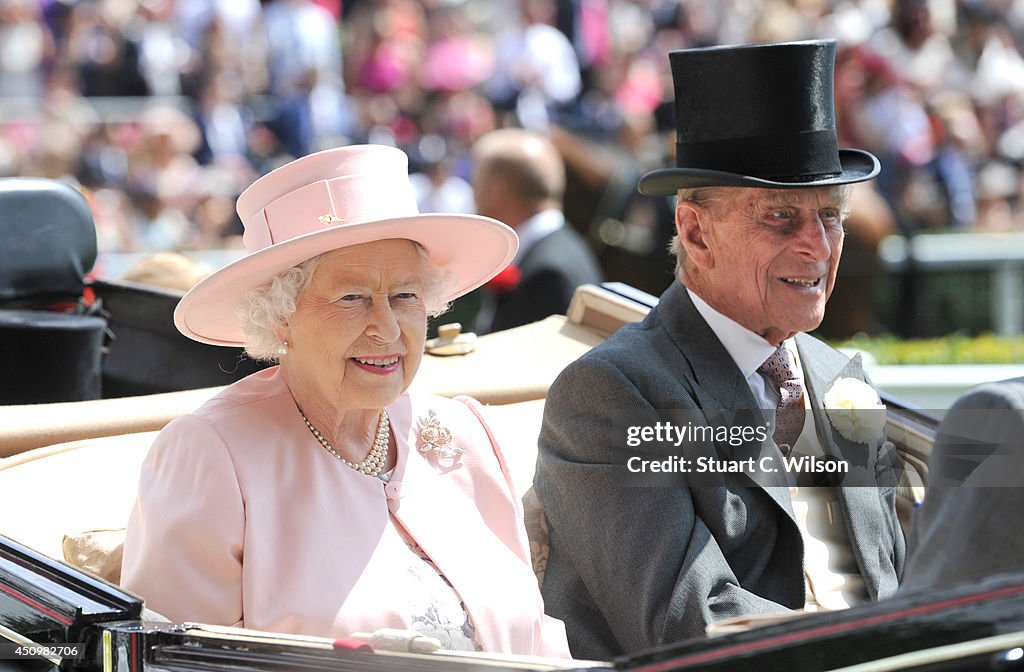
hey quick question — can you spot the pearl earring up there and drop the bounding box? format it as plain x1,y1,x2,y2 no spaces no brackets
277,340,289,356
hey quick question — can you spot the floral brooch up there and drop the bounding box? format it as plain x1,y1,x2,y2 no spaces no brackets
416,409,463,466
823,377,887,445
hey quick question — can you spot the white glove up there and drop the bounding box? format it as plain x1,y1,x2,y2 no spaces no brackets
351,628,441,654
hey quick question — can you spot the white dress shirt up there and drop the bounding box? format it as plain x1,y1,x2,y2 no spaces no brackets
686,288,796,411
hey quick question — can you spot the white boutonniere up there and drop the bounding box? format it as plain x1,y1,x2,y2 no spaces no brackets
823,377,887,444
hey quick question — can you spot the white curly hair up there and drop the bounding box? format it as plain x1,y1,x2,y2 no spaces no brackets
236,243,455,362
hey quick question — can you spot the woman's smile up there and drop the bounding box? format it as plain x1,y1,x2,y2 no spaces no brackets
351,355,402,375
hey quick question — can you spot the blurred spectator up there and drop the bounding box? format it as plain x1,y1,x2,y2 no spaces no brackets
417,4,493,94
175,0,268,97
0,0,55,98
65,0,149,97
344,0,424,96
134,0,188,97
845,46,936,230
190,162,248,248
407,134,475,215
193,71,252,165
126,104,203,249
264,0,348,156
927,92,984,230
486,0,582,127
471,127,602,332
974,159,1022,231
868,0,965,94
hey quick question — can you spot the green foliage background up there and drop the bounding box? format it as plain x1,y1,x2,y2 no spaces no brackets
835,333,1024,365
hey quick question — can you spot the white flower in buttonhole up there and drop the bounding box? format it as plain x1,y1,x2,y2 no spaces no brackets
823,377,887,444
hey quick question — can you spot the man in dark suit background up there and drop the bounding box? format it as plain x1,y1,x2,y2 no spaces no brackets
534,40,906,660
471,128,602,333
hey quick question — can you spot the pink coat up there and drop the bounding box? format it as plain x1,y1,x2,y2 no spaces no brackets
121,367,569,657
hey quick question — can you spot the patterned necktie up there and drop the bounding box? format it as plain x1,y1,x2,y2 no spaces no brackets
758,346,805,456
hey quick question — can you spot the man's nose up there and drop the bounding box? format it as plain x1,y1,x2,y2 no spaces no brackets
795,217,834,261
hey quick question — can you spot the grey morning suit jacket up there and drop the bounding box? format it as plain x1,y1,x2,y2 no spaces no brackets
535,282,905,660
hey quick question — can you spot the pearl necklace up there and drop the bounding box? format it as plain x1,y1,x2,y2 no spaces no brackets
303,409,390,477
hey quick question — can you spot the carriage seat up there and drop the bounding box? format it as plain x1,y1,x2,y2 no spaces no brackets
0,178,106,404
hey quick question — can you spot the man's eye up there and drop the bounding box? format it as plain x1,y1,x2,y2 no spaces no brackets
393,292,419,301
338,294,362,302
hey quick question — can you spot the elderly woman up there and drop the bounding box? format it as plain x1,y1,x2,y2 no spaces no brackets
120,145,569,657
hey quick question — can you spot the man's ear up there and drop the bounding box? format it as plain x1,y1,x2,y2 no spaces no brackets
675,200,714,270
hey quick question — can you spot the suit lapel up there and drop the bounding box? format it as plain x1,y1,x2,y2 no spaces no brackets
662,285,794,515
796,334,890,599
798,333,865,461
797,333,879,472
660,283,749,410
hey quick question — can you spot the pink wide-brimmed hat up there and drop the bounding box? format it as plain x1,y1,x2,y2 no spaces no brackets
174,144,518,346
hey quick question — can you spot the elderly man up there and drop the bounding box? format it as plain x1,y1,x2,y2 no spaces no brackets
535,40,905,659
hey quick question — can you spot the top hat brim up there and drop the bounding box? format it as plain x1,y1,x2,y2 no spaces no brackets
174,213,516,347
638,148,880,197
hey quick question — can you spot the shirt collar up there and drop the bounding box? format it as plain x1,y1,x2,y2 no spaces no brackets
513,209,564,264
686,288,781,379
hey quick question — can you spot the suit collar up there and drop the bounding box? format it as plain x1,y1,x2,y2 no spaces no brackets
686,288,777,381
513,208,564,264
796,333,872,464
659,282,752,410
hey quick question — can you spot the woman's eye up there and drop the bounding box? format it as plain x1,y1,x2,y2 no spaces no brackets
338,294,362,303
393,292,418,301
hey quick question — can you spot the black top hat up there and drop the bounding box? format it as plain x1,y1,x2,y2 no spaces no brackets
638,39,880,196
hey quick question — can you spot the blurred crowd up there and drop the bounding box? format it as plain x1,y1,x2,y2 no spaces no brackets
3,0,1024,291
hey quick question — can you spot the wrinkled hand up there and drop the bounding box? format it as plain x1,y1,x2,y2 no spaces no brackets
351,628,441,653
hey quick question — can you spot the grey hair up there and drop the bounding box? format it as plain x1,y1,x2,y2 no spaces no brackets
237,242,455,362
668,187,723,262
